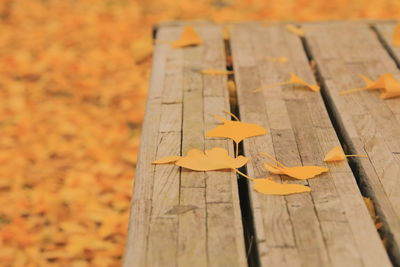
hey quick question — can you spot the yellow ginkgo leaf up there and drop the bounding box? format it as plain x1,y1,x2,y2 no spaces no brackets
280,166,329,180
261,152,329,180
253,178,311,195
324,145,368,162
200,69,233,75
152,155,181,164
379,73,400,99
172,26,203,48
393,23,400,47
286,24,304,37
223,25,230,40
288,73,320,92
263,162,283,174
340,73,400,99
269,57,288,63
253,72,320,92
206,113,267,156
152,147,248,171
175,147,248,171
324,146,346,162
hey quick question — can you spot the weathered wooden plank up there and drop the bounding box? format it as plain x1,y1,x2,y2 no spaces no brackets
123,26,175,267
304,21,400,263
230,23,391,267
178,25,246,267
374,22,400,115
125,24,246,267
202,26,247,267
145,28,184,267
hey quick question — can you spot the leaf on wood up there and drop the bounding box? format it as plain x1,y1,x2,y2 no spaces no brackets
253,72,320,92
205,114,267,152
269,57,288,63
261,152,329,179
252,178,311,195
285,24,305,37
340,73,400,99
172,26,203,48
393,23,400,46
375,222,384,230
223,25,230,40
200,69,233,75
152,155,181,164
324,145,368,162
228,81,237,106
152,147,248,171
363,197,377,219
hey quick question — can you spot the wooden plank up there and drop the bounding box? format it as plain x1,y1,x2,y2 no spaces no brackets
178,25,246,267
125,24,246,267
374,22,400,115
230,23,391,267
123,26,175,267
304,21,400,263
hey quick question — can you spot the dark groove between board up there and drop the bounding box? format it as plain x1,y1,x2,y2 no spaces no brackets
224,38,261,267
370,23,400,69
299,28,400,267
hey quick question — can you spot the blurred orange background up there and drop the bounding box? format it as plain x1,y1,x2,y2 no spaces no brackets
0,0,399,266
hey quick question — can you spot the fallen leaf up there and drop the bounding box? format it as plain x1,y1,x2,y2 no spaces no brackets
152,147,248,171
269,57,288,63
324,145,368,162
340,73,400,99
253,72,320,92
228,81,237,107
176,147,248,171
375,222,384,230
380,73,400,99
324,146,346,162
261,152,329,179
363,197,377,220
253,178,311,195
286,24,304,37
200,69,233,75
393,23,400,46
172,26,203,48
152,155,181,164
223,25,230,40
205,113,267,156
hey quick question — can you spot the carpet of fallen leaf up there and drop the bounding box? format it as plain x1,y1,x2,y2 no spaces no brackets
0,0,399,266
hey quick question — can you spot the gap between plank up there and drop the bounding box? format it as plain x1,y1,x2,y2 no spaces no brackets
299,26,398,267
224,35,261,267
370,24,400,69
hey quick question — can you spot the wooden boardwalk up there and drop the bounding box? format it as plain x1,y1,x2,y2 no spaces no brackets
124,21,400,267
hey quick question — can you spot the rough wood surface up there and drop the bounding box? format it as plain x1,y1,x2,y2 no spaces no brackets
125,21,400,267
230,23,391,267
304,21,400,263
123,25,246,267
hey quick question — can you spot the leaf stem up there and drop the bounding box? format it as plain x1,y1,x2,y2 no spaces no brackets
234,169,255,181
252,81,291,92
223,109,240,121
338,87,368,95
259,152,287,168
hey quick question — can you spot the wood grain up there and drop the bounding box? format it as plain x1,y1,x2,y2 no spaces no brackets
230,23,391,267
304,21,400,263
124,24,246,267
